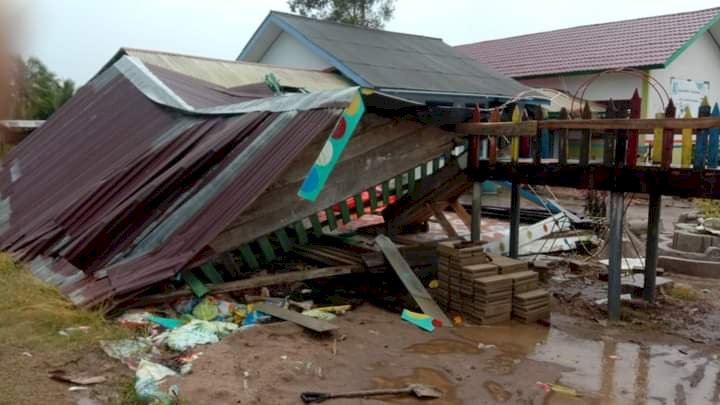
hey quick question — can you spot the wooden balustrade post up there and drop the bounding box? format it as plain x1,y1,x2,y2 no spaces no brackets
558,107,569,165
695,97,711,170
709,103,720,169
661,100,676,168
627,90,641,166
604,100,617,167
580,102,592,166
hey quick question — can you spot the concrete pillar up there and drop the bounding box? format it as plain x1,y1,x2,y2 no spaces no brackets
643,193,661,303
607,191,625,321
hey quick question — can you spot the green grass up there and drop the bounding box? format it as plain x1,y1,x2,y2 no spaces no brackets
670,286,699,301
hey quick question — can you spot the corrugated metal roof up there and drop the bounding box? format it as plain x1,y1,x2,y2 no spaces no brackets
0,55,359,306
102,48,352,92
239,11,530,101
455,7,720,78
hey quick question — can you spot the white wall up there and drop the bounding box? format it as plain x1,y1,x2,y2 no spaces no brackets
259,32,332,70
648,31,720,117
521,73,643,109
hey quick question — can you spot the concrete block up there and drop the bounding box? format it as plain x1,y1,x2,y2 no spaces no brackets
658,256,720,279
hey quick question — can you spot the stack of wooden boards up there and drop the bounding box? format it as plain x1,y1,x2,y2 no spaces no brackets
433,241,550,324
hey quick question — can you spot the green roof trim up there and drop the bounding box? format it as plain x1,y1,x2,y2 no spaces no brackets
664,9,720,67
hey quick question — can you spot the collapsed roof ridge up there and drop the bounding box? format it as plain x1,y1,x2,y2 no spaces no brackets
121,46,340,73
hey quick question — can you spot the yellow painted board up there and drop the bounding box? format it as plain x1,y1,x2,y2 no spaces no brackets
652,112,664,164
511,105,521,163
681,107,693,168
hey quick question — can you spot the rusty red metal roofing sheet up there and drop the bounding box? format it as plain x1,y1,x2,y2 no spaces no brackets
455,7,720,78
0,58,346,306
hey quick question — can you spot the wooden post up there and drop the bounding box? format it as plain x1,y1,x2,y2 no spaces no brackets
509,181,520,259
652,112,664,164
603,99,617,167
558,107,569,165
488,107,500,165
626,90,641,167
580,102,592,166
607,190,625,321
540,107,552,160
614,100,628,167
695,97,711,170
643,192,661,303
511,105,521,163
532,105,543,165
661,100,677,168
681,107,693,168
471,181,482,242
709,103,720,169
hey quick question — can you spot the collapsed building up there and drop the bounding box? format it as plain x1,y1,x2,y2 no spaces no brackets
0,14,548,307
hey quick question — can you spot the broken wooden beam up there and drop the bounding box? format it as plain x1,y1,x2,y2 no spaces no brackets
254,302,338,333
428,203,458,238
456,120,537,136
458,117,720,134
375,234,452,327
130,266,360,307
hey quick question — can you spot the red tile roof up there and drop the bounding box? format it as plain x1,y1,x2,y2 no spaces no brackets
455,7,720,78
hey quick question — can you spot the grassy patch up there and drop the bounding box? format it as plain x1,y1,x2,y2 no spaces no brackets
670,286,699,301
0,253,128,351
0,253,132,404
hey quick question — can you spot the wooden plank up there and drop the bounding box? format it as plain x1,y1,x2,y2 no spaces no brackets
695,98,711,170
511,105,521,163
432,158,440,173
374,235,452,327
462,117,720,132
458,120,537,137
257,237,277,262
626,90,641,167
710,103,720,168
133,266,359,306
309,214,324,238
579,102,591,167
408,168,416,196
420,161,428,178
603,100,617,167
681,107,693,168
325,207,338,230
294,221,309,245
488,108,500,164
181,270,209,297
200,263,224,284
652,112,664,164
255,302,338,333
275,229,292,253
382,180,390,205
219,253,241,278
557,108,568,165
394,174,404,197
354,193,364,217
339,200,352,224
239,244,260,270
449,200,472,228
662,101,677,168
428,203,457,238
368,186,379,213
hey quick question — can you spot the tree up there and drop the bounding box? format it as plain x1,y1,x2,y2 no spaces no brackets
287,0,396,29
15,57,75,120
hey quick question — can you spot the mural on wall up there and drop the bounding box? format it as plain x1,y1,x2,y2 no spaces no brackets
298,90,366,202
671,78,710,117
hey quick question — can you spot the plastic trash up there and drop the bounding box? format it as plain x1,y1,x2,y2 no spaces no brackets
401,309,435,332
192,298,220,321
100,338,155,365
145,315,182,329
536,381,579,396
166,320,239,351
173,297,200,315
134,359,178,404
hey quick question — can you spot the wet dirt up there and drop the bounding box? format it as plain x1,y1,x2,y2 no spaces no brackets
168,301,720,404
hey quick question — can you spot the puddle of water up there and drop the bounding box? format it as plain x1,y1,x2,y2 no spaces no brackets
416,321,720,404
406,339,480,355
372,367,460,405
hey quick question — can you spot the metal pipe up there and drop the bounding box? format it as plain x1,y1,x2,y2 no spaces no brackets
643,193,661,303
607,191,625,321
509,182,520,258
471,182,482,241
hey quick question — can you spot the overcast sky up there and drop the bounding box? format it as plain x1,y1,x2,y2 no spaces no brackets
7,0,720,84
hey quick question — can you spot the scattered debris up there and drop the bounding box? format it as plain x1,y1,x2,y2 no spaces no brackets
401,309,437,332
48,371,107,385
255,302,338,333
134,359,178,404
166,320,239,351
